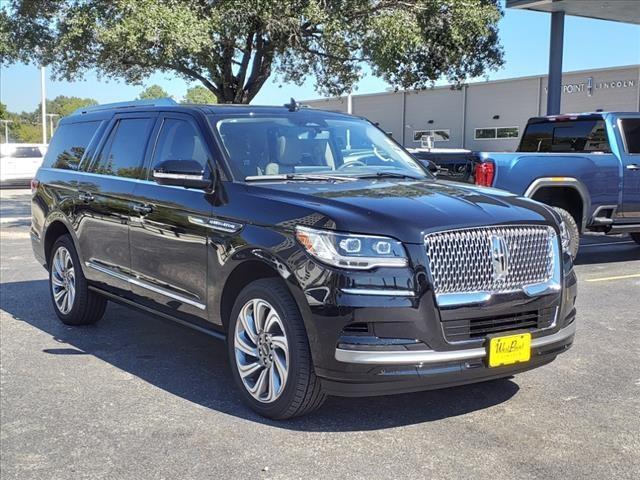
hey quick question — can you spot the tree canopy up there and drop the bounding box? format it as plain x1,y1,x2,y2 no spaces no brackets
46,95,98,117
138,84,171,100
2,0,504,104
183,85,218,105
1,95,98,143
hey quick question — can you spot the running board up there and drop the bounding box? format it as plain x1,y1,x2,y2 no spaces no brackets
606,224,640,234
88,286,226,341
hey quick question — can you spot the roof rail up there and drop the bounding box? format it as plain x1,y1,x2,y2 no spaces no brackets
71,98,177,116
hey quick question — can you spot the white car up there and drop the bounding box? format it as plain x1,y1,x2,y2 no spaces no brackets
0,143,47,187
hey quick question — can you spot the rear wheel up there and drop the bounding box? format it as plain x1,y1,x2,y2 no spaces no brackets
227,278,325,419
631,233,640,245
553,207,580,259
49,235,107,325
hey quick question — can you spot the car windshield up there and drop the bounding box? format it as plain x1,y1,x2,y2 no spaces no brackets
212,113,428,181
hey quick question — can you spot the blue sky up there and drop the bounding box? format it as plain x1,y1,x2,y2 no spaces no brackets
1,5,639,113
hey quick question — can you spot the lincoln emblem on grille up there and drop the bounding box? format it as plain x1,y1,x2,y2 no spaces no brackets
490,235,510,281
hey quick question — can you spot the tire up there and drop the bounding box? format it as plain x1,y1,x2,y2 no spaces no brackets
553,207,580,260
227,278,326,419
49,234,107,325
631,233,640,245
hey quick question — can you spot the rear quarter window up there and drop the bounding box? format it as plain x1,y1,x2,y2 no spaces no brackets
519,119,611,153
620,118,640,154
43,121,102,170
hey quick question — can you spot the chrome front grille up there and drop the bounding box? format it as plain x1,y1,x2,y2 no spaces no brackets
425,225,555,297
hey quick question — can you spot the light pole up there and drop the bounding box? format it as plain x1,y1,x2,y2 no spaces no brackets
0,119,12,144
41,65,47,144
46,113,60,142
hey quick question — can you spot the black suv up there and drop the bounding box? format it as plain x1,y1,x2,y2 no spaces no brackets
31,99,577,419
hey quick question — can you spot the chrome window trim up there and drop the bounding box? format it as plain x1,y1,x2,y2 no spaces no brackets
85,261,206,310
335,321,576,365
153,171,205,181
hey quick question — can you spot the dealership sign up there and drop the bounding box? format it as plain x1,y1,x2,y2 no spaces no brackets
545,77,636,96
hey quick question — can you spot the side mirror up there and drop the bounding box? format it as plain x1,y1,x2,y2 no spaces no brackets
153,159,212,190
422,159,439,174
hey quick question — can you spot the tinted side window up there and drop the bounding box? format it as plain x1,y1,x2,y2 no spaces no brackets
519,123,553,152
552,120,610,153
13,147,43,158
42,121,101,170
620,118,640,154
91,118,154,178
519,120,610,153
151,118,209,171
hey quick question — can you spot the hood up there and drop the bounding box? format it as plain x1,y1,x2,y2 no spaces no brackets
240,179,555,243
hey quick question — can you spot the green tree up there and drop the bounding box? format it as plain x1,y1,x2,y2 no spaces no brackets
138,84,171,100
0,102,7,119
182,85,218,105
3,0,503,104
46,95,98,117
13,123,42,143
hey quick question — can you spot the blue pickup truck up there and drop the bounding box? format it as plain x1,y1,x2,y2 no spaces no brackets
472,112,640,257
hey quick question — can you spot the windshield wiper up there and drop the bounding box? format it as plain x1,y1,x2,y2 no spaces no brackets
245,173,356,182
352,171,424,180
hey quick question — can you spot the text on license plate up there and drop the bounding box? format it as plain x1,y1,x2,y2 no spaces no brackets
488,332,531,368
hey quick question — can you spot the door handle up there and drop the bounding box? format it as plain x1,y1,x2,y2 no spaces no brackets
78,191,94,202
626,164,640,171
133,203,153,215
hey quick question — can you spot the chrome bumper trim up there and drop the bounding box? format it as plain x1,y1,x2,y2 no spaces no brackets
340,288,415,297
335,321,576,365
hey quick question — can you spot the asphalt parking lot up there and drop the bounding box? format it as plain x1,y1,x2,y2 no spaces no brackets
1,188,639,480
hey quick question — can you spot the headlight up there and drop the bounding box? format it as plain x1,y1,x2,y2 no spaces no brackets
558,219,571,253
295,226,408,269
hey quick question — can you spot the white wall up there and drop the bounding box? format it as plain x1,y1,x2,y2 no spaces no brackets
303,65,640,152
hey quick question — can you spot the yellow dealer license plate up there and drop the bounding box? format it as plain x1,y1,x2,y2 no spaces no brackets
487,332,531,368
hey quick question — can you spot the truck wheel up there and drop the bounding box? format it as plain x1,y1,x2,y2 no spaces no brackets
631,233,640,245
553,207,580,259
227,278,326,419
49,235,107,325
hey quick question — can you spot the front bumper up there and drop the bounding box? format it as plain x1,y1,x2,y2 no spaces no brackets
322,318,575,397
285,236,578,398
335,320,575,365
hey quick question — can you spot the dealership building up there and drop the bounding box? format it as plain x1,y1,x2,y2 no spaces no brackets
303,64,640,152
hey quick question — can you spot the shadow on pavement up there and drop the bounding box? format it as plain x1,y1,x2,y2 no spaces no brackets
0,191,32,218
574,241,640,266
1,279,519,432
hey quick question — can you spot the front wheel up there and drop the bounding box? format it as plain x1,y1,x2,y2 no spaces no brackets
631,233,640,245
553,207,580,260
49,235,107,325
227,278,325,419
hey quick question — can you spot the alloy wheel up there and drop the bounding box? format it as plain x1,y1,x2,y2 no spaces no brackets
234,298,289,403
51,246,76,315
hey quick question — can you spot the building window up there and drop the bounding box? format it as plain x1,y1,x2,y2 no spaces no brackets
497,127,519,139
475,127,520,140
413,129,451,142
475,128,496,139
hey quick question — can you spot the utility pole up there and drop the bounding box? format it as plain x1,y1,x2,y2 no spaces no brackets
41,66,47,144
0,119,13,144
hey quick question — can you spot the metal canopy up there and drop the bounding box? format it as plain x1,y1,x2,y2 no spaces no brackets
507,0,640,25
